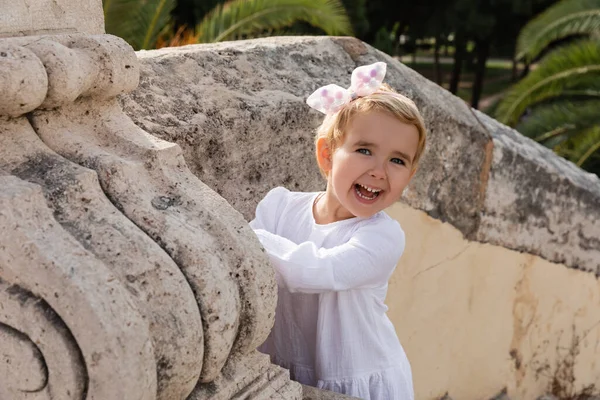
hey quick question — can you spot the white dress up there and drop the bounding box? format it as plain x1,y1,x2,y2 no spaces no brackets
250,187,414,400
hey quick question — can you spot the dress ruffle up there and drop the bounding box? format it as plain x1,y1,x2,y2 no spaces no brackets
317,365,414,400
272,355,413,400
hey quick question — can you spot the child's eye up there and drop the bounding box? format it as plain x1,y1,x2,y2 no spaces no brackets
391,158,405,165
357,148,371,155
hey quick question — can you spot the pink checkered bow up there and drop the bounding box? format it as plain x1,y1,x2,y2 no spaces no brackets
306,62,387,115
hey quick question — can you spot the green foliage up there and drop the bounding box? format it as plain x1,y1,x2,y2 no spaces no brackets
560,125,600,167
517,0,600,62
373,23,400,55
341,0,369,38
517,100,600,140
496,39,600,126
104,0,351,49
499,0,600,175
103,0,176,50
103,0,139,39
195,0,353,43
516,100,600,166
172,0,225,29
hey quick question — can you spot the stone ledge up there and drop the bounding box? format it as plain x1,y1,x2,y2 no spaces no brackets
475,111,600,273
0,0,104,38
0,33,139,117
121,36,600,273
302,384,361,399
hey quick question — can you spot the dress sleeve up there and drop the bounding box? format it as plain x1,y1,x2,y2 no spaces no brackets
253,219,405,293
249,187,288,233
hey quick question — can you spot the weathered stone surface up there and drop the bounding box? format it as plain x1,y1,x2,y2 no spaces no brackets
32,96,277,383
0,174,156,399
122,36,600,273
189,351,302,399
1,115,204,399
302,385,361,399
0,0,104,37
1,24,285,399
0,278,86,400
0,33,140,117
0,42,48,116
476,111,600,273
125,36,490,235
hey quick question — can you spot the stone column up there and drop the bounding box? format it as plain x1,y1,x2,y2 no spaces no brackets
0,0,301,398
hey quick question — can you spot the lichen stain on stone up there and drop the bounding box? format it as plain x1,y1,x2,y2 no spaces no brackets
510,255,539,387
331,37,368,62
151,195,182,210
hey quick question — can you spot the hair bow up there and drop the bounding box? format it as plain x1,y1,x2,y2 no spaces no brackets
306,62,387,115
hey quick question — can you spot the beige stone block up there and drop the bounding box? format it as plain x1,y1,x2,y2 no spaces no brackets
0,173,156,399
386,203,600,400
121,36,600,273
0,34,140,117
0,0,104,37
31,97,277,383
0,42,48,116
1,116,204,399
0,278,86,399
302,385,361,399
189,351,303,399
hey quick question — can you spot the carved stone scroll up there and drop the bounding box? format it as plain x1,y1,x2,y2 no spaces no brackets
0,174,156,399
0,115,204,399
0,1,303,396
15,33,277,382
0,278,86,400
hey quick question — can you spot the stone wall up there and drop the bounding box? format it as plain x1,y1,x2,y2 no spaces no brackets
120,36,600,399
0,0,104,37
386,202,600,399
0,1,307,399
123,36,600,275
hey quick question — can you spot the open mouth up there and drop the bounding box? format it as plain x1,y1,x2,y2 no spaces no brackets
354,183,382,201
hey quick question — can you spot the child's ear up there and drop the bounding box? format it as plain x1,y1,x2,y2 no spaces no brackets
316,137,333,173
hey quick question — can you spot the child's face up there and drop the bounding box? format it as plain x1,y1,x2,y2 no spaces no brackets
324,111,419,219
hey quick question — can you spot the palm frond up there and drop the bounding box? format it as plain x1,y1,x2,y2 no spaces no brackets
156,25,199,49
495,39,600,126
558,125,600,166
196,0,353,43
103,0,141,39
104,0,176,50
517,0,600,62
516,100,600,142
135,0,177,50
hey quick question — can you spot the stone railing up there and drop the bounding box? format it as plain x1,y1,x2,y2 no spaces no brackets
123,36,600,275
0,3,304,398
2,1,599,399
119,36,600,399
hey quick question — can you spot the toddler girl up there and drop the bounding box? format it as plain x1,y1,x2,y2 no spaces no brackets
250,62,426,400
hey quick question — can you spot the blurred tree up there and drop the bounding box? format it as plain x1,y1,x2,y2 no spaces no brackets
360,0,556,108
171,0,224,29
195,0,352,42
363,0,413,45
341,0,369,39
103,0,353,49
104,0,176,50
496,0,600,174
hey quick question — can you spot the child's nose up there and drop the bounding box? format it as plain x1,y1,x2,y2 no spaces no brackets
368,162,386,179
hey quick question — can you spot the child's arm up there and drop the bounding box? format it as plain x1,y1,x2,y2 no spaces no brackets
253,219,405,293
249,187,287,232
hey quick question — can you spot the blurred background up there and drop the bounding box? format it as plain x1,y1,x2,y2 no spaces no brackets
103,0,600,177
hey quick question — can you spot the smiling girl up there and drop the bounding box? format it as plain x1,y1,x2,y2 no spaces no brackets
250,62,427,400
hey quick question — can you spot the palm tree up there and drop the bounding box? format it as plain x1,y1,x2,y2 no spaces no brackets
104,0,175,50
496,0,600,174
103,0,353,50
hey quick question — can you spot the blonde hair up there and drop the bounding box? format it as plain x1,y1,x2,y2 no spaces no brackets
315,85,427,177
